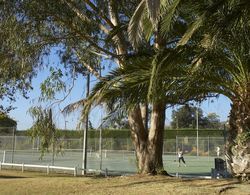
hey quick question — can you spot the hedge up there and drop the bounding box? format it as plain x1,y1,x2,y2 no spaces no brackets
11,128,225,138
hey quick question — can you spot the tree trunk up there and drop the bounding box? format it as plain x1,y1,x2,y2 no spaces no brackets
140,103,149,131
128,102,167,175
226,93,250,181
108,0,167,175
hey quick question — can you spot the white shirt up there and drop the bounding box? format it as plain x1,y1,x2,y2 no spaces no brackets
178,151,183,158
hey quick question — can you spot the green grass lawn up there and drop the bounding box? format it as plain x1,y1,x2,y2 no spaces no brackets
0,170,249,195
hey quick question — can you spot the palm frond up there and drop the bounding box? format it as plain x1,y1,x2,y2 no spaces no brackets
128,0,146,48
160,0,181,38
146,0,160,25
141,12,154,42
177,13,205,46
62,99,85,115
147,53,162,102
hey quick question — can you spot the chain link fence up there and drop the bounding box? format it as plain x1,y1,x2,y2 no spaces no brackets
0,129,225,174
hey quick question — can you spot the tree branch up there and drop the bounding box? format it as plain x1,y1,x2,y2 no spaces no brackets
48,66,76,108
62,0,110,34
83,0,115,28
55,15,119,59
73,48,104,81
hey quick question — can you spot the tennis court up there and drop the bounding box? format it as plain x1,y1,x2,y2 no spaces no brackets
0,149,221,176
0,134,226,176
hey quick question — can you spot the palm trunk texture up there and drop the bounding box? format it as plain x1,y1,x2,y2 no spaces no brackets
226,92,250,181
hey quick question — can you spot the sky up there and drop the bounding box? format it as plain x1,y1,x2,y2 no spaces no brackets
6,77,232,131
4,50,232,130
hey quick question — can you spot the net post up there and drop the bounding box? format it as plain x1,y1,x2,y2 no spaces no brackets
0,161,2,170
22,163,24,173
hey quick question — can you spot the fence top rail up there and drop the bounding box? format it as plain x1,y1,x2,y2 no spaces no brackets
0,127,16,129
0,162,76,170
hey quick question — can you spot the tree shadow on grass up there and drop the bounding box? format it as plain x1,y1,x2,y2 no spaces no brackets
110,177,193,188
218,186,236,194
209,181,240,188
0,175,28,179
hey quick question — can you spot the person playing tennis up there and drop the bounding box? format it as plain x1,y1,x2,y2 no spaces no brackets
178,150,186,167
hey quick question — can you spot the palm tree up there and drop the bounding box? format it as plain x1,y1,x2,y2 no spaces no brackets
173,0,250,180
185,30,250,180
129,0,250,179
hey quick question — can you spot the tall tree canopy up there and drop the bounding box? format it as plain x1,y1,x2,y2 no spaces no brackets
0,1,42,112
171,105,221,129
1,0,249,179
0,112,16,127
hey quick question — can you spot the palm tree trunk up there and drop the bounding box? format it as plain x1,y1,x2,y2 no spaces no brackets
226,93,250,180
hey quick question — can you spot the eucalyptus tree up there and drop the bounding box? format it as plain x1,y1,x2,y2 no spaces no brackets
0,1,42,112
1,0,175,174
28,107,61,160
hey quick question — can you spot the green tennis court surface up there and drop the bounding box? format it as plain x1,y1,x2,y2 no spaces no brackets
1,150,221,177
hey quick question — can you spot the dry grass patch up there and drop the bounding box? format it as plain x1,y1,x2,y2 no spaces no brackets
0,170,249,195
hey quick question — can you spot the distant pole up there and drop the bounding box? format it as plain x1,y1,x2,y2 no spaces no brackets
99,105,104,170
176,117,179,130
208,136,210,157
49,109,55,166
11,126,16,163
64,120,68,130
82,73,90,175
176,115,179,155
99,120,103,170
196,107,199,157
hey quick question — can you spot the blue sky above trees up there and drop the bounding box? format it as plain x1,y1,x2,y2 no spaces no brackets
3,48,231,130
6,71,231,130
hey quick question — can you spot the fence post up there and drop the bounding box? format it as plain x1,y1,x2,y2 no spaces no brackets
99,127,102,170
208,136,210,157
105,168,108,177
47,165,50,175
11,126,16,163
0,161,2,170
3,150,5,163
176,135,178,154
74,167,77,176
37,137,40,151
